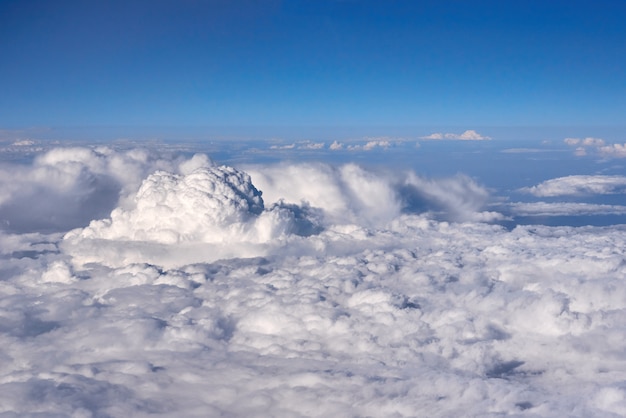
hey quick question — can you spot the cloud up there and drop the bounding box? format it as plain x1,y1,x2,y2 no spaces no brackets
564,137,606,147
400,172,505,222
521,175,626,197
509,201,626,216
269,141,325,151
599,143,626,158
5,145,626,416
562,137,626,158
329,140,343,150
0,147,183,233
5,204,626,415
420,130,491,141
246,162,500,225
269,143,296,150
346,139,392,151
299,141,325,150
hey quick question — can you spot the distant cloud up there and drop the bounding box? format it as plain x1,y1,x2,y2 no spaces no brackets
270,143,296,150
11,140,35,146
562,137,626,158
329,140,343,150
347,139,391,151
420,130,491,141
598,143,626,158
509,201,626,217
270,141,325,150
299,141,325,150
521,175,626,197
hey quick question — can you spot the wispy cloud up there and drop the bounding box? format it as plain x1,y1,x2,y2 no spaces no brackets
509,201,626,216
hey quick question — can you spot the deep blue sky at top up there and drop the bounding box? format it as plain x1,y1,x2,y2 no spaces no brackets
1,0,625,134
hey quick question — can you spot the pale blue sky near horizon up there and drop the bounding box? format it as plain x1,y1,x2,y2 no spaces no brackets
1,0,625,140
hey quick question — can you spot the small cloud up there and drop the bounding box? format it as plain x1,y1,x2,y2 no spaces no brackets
599,143,626,158
270,143,296,150
563,137,626,158
298,142,325,150
346,138,394,151
582,137,605,147
420,130,491,141
329,141,343,150
574,147,587,156
11,140,35,146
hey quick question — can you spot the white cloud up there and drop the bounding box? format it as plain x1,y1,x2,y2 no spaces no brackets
329,140,343,150
246,162,500,225
0,147,182,233
562,137,626,159
599,143,626,158
346,139,392,151
269,143,296,150
420,130,491,141
298,141,325,150
521,175,626,197
509,201,626,216
11,139,35,146
4,145,626,416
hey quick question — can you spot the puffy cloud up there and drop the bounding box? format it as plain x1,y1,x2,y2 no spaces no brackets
5,209,626,415
346,139,392,151
329,140,343,150
564,137,606,147
599,143,626,158
6,145,626,416
562,137,626,159
269,143,296,150
64,162,323,268
247,163,500,226
521,175,626,197
245,163,402,227
420,130,491,141
0,147,183,233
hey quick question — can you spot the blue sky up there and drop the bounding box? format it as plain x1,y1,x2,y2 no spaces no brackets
1,0,625,135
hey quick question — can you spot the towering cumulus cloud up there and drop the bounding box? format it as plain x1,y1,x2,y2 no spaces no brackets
64,155,325,267
3,146,626,416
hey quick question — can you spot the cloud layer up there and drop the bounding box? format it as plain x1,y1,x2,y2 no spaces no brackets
2,146,626,416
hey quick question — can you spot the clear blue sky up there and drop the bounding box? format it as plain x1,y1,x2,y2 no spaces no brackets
1,0,625,133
